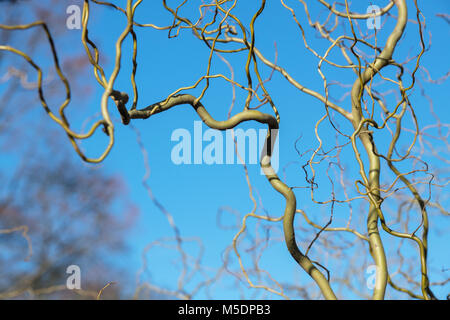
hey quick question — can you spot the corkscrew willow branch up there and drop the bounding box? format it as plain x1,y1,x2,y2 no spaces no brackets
127,93,337,300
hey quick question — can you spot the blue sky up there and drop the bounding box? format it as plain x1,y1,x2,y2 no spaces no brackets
1,0,449,299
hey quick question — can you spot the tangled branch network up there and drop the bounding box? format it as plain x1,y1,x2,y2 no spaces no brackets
1,0,447,300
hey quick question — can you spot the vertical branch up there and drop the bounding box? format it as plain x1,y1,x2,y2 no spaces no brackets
349,0,408,300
